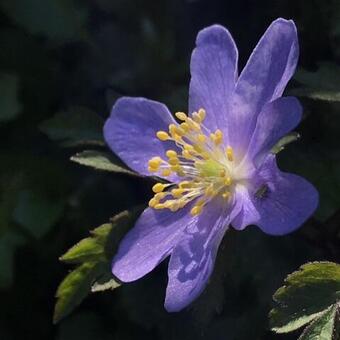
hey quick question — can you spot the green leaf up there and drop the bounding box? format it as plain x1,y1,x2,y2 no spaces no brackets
292,63,340,102
54,262,102,324
91,272,120,293
0,73,21,122
54,208,142,323
40,106,104,147
0,0,88,42
60,237,107,264
270,262,340,333
60,210,137,264
299,304,338,340
70,150,138,176
271,132,300,155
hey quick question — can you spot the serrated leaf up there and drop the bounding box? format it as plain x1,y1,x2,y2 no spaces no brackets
70,150,138,176
271,132,300,155
270,262,340,333
0,0,88,42
0,73,21,122
40,106,104,146
55,209,142,323
60,237,106,264
54,262,102,324
299,304,338,340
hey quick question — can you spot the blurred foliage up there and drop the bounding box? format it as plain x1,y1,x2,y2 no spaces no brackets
0,0,340,339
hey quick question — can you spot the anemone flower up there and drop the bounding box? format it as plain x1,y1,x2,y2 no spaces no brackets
104,18,318,312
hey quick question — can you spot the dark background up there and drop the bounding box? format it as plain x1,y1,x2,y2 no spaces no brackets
0,0,340,339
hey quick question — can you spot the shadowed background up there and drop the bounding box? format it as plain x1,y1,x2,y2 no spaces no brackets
0,0,340,339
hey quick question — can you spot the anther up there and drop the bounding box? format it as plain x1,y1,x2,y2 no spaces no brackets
161,169,172,177
179,181,191,188
152,183,167,193
168,157,179,166
166,150,177,158
214,129,223,145
148,157,162,170
226,146,234,161
197,134,206,143
154,203,165,209
156,131,170,141
171,188,184,198
148,198,157,208
180,122,190,132
198,108,206,121
224,177,232,186
175,112,187,121
190,200,205,216
222,192,231,200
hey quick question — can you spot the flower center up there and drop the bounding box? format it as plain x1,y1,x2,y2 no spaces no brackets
147,109,241,216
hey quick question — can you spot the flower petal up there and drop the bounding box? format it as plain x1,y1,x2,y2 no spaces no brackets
164,202,235,312
189,24,238,137
230,18,299,153
104,97,178,178
112,206,197,282
232,155,318,235
247,96,302,163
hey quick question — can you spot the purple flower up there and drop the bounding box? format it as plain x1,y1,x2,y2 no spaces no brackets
104,18,318,312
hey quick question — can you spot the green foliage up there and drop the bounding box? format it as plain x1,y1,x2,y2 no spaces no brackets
299,304,338,340
91,273,120,293
270,262,340,338
292,63,340,102
40,107,104,147
54,262,104,325
70,150,138,176
0,0,88,42
54,209,141,323
0,73,21,122
271,132,300,155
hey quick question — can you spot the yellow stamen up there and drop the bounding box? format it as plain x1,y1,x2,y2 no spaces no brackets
149,108,240,214
168,157,179,166
226,146,234,161
152,183,167,193
171,188,184,198
155,192,166,200
190,201,204,216
156,131,170,141
197,134,206,143
192,112,201,123
161,168,172,177
222,192,230,199
166,150,177,158
154,203,165,209
182,150,193,159
198,108,206,121
214,129,223,145
175,112,187,121
148,166,158,173
224,177,232,186
148,156,162,168
180,122,190,132
179,181,191,188
148,198,158,208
